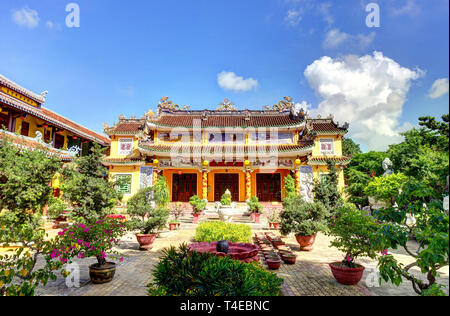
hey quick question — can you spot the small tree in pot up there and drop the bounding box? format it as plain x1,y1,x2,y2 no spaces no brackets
247,196,263,223
189,195,207,224
327,203,384,285
280,195,329,251
127,186,169,250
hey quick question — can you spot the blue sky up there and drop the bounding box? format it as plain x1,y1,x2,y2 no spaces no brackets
0,0,448,151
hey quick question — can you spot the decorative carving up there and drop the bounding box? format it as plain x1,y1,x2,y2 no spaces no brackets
217,98,237,111
382,158,393,177
67,146,81,155
265,96,294,112
40,90,49,98
102,123,109,130
158,97,190,111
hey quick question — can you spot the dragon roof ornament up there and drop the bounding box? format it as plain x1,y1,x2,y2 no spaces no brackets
217,98,237,111
158,96,190,111
265,96,295,112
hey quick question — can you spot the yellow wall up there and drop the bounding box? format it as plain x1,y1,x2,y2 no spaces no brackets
109,135,139,158
108,165,141,202
312,135,343,157
14,116,78,150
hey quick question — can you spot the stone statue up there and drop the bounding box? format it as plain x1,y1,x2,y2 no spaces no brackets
382,158,393,177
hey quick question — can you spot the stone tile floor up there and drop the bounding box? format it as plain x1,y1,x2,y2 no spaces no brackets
33,216,449,296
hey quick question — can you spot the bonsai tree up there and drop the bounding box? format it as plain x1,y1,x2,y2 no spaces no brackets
52,217,127,267
284,175,297,199
57,144,126,268
189,195,207,214
328,203,384,268
375,180,449,296
313,161,341,215
220,190,232,206
267,209,281,224
247,196,263,214
61,143,124,222
127,186,169,235
169,202,185,224
0,138,65,296
47,197,68,221
280,195,329,237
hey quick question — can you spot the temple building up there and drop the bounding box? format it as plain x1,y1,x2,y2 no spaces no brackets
103,97,351,203
0,74,110,161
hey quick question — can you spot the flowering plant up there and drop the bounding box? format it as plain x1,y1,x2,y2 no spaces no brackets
170,202,185,223
51,217,127,267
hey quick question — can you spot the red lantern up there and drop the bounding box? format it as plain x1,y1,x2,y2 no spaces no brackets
178,171,183,175
72,136,78,140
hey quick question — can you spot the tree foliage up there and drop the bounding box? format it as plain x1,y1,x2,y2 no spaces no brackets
61,143,123,222
342,137,362,157
0,138,64,296
312,161,341,214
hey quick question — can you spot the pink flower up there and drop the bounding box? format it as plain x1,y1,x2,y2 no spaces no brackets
120,257,124,262
381,249,389,256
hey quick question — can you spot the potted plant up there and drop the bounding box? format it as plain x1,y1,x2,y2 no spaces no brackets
53,217,127,284
189,195,207,224
169,202,185,230
127,186,169,250
280,195,329,251
247,196,263,224
47,197,69,228
328,204,384,285
267,209,281,230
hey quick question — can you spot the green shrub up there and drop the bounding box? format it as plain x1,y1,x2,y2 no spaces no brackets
220,190,232,206
127,187,169,234
280,195,329,236
189,195,207,214
247,196,263,213
328,203,384,268
284,175,297,199
364,173,407,206
148,244,283,296
195,221,252,243
47,197,67,220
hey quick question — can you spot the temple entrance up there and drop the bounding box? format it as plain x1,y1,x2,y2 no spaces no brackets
214,174,239,202
172,174,197,202
256,173,282,202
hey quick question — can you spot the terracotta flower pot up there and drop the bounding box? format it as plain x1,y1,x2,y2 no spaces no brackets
329,262,365,285
193,214,200,224
281,254,297,265
254,213,261,224
136,233,157,251
89,262,116,284
266,258,281,270
272,223,281,230
250,212,255,220
295,234,317,251
169,223,178,231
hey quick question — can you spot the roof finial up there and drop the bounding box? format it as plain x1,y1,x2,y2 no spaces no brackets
217,98,237,111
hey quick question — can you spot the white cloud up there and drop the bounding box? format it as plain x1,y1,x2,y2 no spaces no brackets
391,0,420,16
323,28,375,50
428,78,449,99
304,52,423,151
318,2,334,25
285,9,302,26
11,6,40,29
294,101,312,114
217,71,259,92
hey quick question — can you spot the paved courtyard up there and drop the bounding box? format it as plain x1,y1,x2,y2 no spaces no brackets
33,216,449,297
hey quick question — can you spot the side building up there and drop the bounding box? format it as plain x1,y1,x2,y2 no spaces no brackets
0,74,110,162
103,97,350,202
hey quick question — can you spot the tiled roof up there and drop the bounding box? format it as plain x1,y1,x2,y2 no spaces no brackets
149,113,304,128
104,121,144,135
307,156,351,165
139,142,314,154
0,74,46,104
0,130,74,161
0,91,110,146
311,122,347,134
102,157,145,166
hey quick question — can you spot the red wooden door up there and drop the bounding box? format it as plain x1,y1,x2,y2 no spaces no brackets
256,174,282,202
214,174,239,202
172,174,197,202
